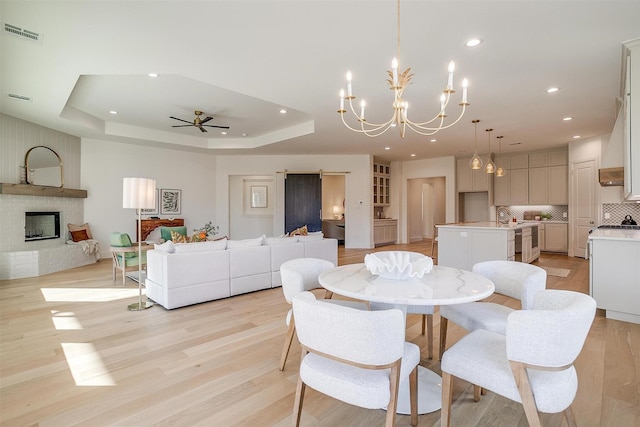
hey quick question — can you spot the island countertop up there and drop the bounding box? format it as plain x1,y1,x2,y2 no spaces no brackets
437,222,538,231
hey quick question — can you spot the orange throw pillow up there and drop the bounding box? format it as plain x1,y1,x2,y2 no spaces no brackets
70,229,90,242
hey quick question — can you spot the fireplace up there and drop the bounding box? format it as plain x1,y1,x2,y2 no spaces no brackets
25,211,61,241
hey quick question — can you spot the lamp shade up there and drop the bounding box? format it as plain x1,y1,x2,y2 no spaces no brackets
123,177,156,209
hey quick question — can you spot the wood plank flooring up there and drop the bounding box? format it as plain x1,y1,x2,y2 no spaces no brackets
1,241,639,426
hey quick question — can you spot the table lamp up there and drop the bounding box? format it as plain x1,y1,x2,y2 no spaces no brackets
123,177,156,311
333,205,341,219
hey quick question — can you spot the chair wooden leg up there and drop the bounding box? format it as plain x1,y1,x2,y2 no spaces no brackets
385,361,401,427
292,374,306,427
441,371,453,427
324,290,333,299
510,361,542,427
439,317,448,360
563,406,578,427
473,385,482,402
409,366,418,427
279,319,296,371
426,314,434,359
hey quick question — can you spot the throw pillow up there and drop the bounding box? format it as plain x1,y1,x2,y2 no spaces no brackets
170,230,190,243
289,225,308,236
161,226,187,241
68,222,93,239
70,229,90,242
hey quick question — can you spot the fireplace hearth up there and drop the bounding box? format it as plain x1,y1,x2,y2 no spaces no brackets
25,211,61,241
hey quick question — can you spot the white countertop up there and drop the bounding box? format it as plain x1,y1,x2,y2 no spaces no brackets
437,221,537,231
589,228,640,241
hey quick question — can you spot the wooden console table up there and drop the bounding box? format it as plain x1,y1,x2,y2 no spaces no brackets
137,218,184,241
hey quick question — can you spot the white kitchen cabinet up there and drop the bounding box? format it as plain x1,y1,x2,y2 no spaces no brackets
528,164,568,205
529,167,549,204
373,162,390,206
590,235,640,323
457,157,490,192
510,154,529,169
510,169,529,205
374,219,397,246
544,223,568,252
623,38,640,201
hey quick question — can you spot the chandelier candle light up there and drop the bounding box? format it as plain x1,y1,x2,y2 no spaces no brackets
338,0,469,138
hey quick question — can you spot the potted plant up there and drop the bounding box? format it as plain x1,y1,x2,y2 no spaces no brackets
192,221,219,241
541,213,552,221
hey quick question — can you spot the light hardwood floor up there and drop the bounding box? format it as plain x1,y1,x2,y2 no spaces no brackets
1,241,639,426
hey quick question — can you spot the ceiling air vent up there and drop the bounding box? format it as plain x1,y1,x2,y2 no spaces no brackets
8,93,32,102
4,23,42,43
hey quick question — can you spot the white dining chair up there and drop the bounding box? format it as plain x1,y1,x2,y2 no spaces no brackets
439,260,546,359
441,290,596,427
371,302,435,359
291,291,420,427
278,258,367,371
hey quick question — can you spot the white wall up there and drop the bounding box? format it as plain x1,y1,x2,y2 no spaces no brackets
216,155,372,248
395,156,456,244
229,175,275,239
81,139,217,257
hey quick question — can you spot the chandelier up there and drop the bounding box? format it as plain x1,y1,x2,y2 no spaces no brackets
337,0,469,138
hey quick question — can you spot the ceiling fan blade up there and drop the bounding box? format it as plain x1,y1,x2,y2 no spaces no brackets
200,116,213,124
202,125,231,129
198,126,208,133
172,124,195,128
170,116,193,124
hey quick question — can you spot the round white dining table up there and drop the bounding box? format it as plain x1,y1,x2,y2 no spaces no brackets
318,262,495,415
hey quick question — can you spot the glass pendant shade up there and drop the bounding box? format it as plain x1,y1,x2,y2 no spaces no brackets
469,119,483,169
495,135,505,177
469,154,483,169
496,166,506,177
484,128,495,174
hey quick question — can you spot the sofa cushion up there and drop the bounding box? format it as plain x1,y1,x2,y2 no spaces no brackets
161,226,188,241
154,240,175,253
297,232,324,242
174,239,228,253
226,235,265,248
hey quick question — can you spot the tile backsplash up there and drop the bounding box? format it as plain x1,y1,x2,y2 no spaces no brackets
601,203,640,225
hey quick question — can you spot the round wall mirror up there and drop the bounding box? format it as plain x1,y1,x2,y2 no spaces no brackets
25,146,64,187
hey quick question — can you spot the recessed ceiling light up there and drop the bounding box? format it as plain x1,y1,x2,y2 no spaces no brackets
465,38,483,47
109,110,118,115
148,73,158,77
280,109,287,114
572,135,581,139
390,123,397,127
242,133,248,137
221,131,227,135
430,139,437,143
563,117,573,121
410,153,416,157
546,87,560,93
385,147,391,150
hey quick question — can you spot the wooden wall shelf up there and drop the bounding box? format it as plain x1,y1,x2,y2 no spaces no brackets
0,183,87,198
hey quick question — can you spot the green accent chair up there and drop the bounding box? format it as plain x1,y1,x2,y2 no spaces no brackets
110,232,150,285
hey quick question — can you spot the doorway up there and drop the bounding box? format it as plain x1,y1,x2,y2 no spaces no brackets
285,174,322,233
571,159,597,258
407,177,446,242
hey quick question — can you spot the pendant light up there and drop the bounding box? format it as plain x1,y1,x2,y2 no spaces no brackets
468,119,483,169
495,135,506,177
485,128,496,174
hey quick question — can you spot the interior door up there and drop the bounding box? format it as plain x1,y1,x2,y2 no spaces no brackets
572,159,596,258
285,174,322,233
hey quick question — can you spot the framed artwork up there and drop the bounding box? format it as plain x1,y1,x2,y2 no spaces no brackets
141,188,159,215
250,185,268,208
160,188,181,214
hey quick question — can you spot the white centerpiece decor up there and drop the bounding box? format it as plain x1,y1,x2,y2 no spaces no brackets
364,251,433,280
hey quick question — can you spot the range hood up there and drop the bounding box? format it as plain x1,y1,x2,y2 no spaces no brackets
599,167,624,186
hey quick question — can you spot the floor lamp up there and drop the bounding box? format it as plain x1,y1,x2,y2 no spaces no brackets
123,177,156,311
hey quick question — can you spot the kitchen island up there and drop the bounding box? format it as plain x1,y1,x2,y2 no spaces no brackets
437,222,540,270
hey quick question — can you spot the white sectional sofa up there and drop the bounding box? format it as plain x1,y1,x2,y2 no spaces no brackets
145,235,338,309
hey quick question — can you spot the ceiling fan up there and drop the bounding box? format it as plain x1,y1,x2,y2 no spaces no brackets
169,110,230,133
